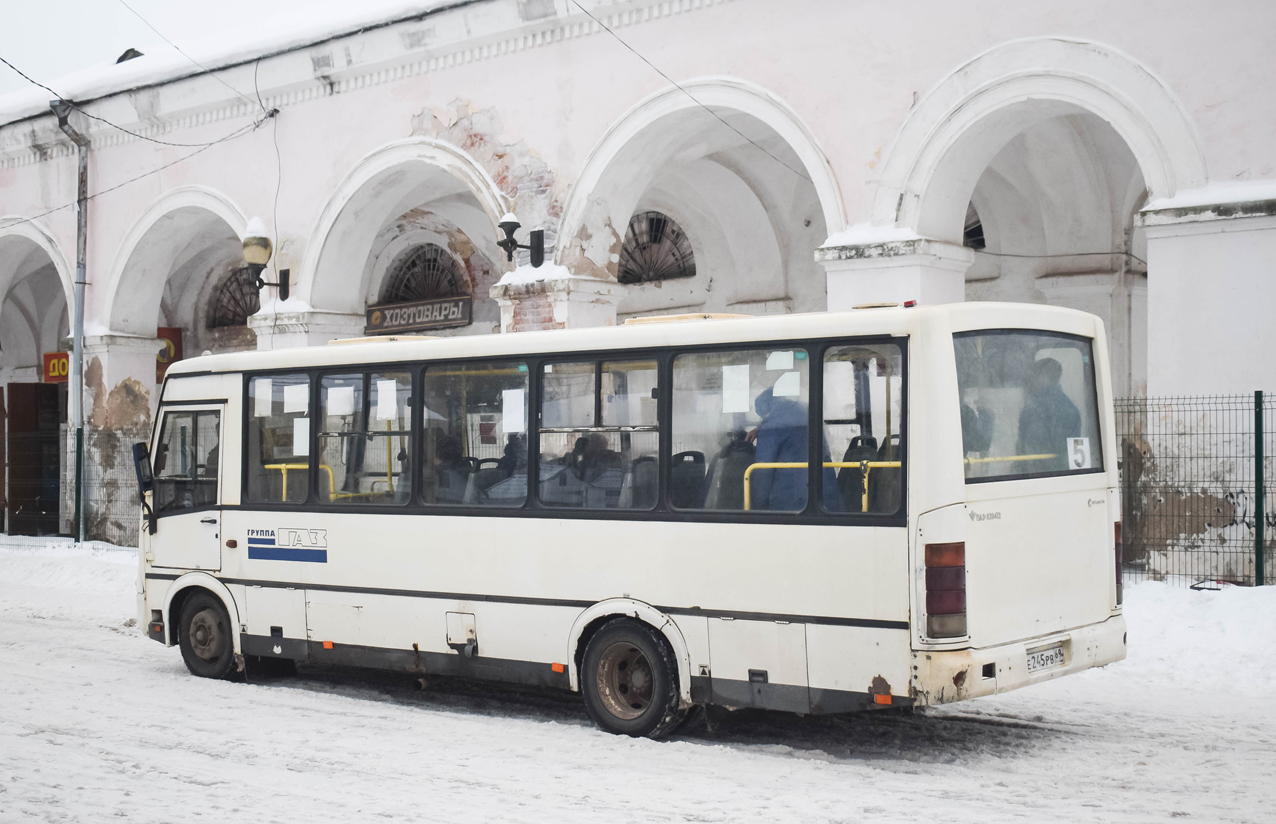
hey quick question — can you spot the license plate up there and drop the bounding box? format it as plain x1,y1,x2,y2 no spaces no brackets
1026,644,1065,673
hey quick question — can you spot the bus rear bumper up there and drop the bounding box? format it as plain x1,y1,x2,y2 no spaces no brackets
910,613,1127,707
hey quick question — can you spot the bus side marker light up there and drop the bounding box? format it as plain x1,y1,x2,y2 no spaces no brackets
874,694,892,705
551,662,565,673
323,641,333,650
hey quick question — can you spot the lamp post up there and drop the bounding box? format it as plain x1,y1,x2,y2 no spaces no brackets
243,219,288,301
495,213,545,267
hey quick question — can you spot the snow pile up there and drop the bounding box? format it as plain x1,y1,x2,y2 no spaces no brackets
0,537,136,623
1120,580,1276,694
495,261,574,286
1145,179,1276,211
819,223,923,248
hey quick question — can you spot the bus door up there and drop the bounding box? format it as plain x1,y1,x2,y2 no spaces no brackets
150,404,224,571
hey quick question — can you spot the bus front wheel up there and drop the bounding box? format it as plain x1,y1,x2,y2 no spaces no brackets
581,618,686,739
178,592,236,680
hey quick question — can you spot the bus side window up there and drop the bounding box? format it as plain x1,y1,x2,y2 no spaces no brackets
822,343,904,515
670,348,821,512
153,409,220,514
422,361,529,507
537,359,659,511
245,374,310,504
318,372,412,505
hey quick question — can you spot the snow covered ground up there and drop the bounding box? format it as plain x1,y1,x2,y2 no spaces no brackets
1,538,1272,823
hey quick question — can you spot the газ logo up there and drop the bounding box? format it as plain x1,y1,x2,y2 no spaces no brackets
968,510,1001,522
246,528,329,563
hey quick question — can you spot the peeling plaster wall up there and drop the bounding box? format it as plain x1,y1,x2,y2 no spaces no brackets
411,99,560,260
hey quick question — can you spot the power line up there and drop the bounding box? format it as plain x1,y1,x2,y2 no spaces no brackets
114,0,263,112
0,112,275,232
568,0,812,184
976,249,1148,266
0,54,259,148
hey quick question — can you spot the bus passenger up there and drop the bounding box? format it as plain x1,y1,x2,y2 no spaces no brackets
749,387,840,512
1017,357,1080,471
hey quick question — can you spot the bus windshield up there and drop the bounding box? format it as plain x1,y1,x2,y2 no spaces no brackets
954,330,1103,482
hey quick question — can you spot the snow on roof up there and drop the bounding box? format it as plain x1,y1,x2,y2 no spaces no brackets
0,0,464,127
1144,179,1276,211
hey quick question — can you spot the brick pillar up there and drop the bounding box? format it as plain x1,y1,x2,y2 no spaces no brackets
489,266,627,333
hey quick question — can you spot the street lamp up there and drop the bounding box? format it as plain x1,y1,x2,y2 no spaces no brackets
243,218,288,301
495,212,545,267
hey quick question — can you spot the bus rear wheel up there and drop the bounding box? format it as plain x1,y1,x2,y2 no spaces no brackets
581,619,685,739
178,592,236,680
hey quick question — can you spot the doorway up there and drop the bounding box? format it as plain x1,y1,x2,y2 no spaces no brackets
5,383,65,535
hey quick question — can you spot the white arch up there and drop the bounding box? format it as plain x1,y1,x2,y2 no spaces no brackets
299,137,509,309
558,75,847,261
99,186,248,334
0,216,75,310
871,37,1208,240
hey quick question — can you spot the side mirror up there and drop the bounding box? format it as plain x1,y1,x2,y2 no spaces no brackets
132,442,158,535
132,442,154,494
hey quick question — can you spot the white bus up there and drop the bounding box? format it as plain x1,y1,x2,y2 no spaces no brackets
133,302,1126,738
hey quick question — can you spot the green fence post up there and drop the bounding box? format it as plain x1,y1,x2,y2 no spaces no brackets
1257,390,1265,587
74,426,83,543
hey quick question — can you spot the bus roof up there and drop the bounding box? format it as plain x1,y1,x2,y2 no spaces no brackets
164,302,1101,378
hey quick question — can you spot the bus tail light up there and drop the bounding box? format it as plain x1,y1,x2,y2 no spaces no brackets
1114,521,1123,605
925,542,966,638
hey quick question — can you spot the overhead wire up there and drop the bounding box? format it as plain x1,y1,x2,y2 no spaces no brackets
0,114,274,231
113,0,262,112
976,250,1148,266
0,54,267,148
568,0,812,184
257,57,287,333
0,18,280,232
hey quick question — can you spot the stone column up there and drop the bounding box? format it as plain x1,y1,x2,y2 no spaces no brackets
248,300,366,349
81,333,162,544
489,265,627,333
816,236,973,310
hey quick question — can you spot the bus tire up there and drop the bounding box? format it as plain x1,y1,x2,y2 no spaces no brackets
581,618,686,739
178,592,236,680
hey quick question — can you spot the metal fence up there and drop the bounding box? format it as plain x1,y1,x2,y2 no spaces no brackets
71,426,144,548
1116,393,1273,587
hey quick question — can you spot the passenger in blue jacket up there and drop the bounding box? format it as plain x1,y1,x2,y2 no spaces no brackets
749,387,841,512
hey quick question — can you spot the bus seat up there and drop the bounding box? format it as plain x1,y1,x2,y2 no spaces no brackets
868,435,902,514
464,466,506,504
704,439,755,510
670,451,706,508
627,456,658,510
836,436,878,513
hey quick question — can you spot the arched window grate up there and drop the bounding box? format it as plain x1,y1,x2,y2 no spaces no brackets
208,267,260,328
381,244,465,304
618,211,695,285
963,202,986,250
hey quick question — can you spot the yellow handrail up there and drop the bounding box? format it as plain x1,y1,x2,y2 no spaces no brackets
264,463,336,499
264,462,397,501
742,461,902,511
964,453,1056,464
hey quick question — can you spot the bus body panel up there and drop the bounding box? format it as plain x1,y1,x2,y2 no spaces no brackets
911,612,1126,707
963,478,1117,648
218,508,912,709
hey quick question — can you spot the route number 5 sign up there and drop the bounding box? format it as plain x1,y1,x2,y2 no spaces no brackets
1067,437,1092,470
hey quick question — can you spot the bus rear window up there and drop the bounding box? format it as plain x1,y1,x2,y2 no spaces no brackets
954,330,1103,482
